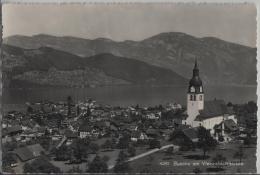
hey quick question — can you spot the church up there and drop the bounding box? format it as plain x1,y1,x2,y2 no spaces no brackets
182,60,237,136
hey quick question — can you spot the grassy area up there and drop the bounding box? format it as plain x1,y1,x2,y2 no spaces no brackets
129,143,256,173
50,160,88,173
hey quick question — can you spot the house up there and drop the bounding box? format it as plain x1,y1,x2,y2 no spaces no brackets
146,113,159,120
64,129,78,139
131,131,148,142
214,119,239,141
21,119,38,130
78,124,92,138
64,130,78,145
2,125,23,138
160,129,173,140
35,126,46,137
20,129,37,142
109,123,119,132
13,144,48,162
166,102,182,111
45,113,63,132
78,120,101,138
146,128,160,139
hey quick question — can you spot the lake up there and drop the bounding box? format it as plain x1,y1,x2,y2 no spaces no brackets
2,85,257,111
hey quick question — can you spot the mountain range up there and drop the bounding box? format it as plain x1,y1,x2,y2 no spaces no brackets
2,44,187,88
3,32,257,88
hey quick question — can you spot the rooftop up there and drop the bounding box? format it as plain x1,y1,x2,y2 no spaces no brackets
13,144,47,162
195,99,233,121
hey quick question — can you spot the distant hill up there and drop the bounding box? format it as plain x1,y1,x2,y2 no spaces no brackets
83,53,186,85
2,44,187,88
4,32,257,86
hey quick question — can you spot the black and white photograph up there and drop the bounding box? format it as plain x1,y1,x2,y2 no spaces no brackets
1,3,258,174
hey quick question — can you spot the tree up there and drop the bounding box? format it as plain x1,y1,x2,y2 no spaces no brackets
71,138,89,161
3,153,17,168
158,104,163,111
140,167,152,173
233,145,244,163
165,146,174,155
149,139,161,149
114,151,130,173
127,146,136,157
76,105,80,116
211,153,227,170
38,136,52,151
117,150,128,162
245,101,257,113
23,157,61,173
67,166,83,173
3,141,18,152
244,133,252,146
27,105,33,113
55,145,71,161
67,96,73,116
117,134,131,149
193,167,202,174
87,155,108,173
86,106,91,117
197,126,217,159
102,139,113,150
227,102,233,107
89,143,99,153
102,155,110,162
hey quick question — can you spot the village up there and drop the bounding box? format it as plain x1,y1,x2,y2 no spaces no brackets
2,62,257,173
2,96,257,173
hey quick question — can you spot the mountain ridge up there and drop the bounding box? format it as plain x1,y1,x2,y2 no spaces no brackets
3,32,257,86
2,44,187,88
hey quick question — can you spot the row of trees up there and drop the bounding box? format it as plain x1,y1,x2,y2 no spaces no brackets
54,138,99,162
66,150,131,173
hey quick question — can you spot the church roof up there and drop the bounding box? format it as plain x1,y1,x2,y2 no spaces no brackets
195,99,230,121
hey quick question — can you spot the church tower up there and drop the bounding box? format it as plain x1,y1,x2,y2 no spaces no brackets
185,60,204,127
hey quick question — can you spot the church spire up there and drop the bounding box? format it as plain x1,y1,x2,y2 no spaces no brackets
193,59,199,77
194,59,198,69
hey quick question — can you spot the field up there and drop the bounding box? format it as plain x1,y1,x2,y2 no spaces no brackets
129,142,256,173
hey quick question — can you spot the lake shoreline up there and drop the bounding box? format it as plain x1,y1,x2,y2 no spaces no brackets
2,86,257,113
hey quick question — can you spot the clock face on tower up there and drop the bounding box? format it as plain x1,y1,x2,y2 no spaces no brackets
190,86,195,93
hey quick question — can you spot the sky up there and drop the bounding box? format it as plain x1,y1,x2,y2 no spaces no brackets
2,3,257,47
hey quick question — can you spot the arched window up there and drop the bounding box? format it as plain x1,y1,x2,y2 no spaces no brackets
190,86,195,93
194,95,196,101
190,95,193,101
200,95,203,101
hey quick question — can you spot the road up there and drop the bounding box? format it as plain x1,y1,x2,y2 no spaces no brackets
56,136,67,149
108,144,179,169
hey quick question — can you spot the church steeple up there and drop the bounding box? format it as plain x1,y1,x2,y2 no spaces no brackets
185,60,204,127
188,59,203,93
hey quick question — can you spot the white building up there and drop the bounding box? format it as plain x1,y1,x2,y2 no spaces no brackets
183,60,204,127
182,60,237,134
